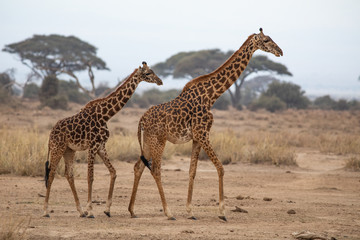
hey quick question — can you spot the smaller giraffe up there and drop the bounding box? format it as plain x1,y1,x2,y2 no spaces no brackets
43,62,162,218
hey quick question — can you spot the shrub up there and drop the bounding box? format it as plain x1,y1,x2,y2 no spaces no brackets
59,80,90,104
345,156,360,171
44,95,68,110
313,95,336,110
249,95,286,112
23,83,40,99
213,94,230,110
264,81,310,109
248,139,297,166
39,75,58,103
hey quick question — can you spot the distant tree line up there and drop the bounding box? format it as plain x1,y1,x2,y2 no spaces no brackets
1,35,359,112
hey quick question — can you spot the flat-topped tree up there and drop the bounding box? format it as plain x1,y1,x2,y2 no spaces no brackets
2,34,108,98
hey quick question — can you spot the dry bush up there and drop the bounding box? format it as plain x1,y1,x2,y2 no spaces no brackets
247,138,297,166
318,134,360,155
107,135,139,162
0,127,64,176
0,215,31,240
345,156,360,171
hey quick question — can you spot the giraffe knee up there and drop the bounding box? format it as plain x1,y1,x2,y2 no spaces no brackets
218,166,224,177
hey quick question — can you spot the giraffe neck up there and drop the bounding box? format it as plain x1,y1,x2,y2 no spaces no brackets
182,34,258,106
84,69,140,122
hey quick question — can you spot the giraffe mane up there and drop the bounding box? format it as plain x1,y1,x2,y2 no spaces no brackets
181,34,256,93
82,68,138,109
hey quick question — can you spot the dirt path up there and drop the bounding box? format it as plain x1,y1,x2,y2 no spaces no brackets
1,150,359,239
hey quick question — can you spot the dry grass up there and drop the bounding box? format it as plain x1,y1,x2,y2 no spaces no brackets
345,156,360,171
1,108,359,176
0,127,58,176
247,138,297,165
0,215,31,240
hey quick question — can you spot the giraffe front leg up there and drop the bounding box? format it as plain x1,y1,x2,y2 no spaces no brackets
186,141,201,220
85,150,96,218
98,147,116,217
201,142,226,221
195,122,227,221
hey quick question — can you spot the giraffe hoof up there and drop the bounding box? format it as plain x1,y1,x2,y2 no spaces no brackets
168,216,176,221
131,215,138,219
83,211,89,216
188,216,197,220
104,211,111,217
80,213,87,218
218,216,227,222
87,214,95,218
43,214,50,218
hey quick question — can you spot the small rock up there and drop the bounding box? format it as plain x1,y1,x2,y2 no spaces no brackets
181,230,194,234
50,210,54,213
231,206,248,213
286,170,291,173
263,197,272,201
236,195,244,200
287,209,296,214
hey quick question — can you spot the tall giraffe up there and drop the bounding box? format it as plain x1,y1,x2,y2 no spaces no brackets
128,29,283,221
43,62,163,218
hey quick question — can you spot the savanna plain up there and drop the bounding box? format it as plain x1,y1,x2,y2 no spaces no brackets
0,101,359,240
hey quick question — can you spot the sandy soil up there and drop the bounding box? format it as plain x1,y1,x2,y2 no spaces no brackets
1,102,359,239
1,151,359,239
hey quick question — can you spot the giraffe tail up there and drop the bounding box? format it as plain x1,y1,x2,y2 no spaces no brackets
139,121,152,170
140,155,152,170
45,146,50,188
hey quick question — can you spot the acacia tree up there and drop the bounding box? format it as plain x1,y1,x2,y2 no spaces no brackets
152,49,292,107
2,34,109,98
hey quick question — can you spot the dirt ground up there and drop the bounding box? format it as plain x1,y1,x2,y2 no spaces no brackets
0,102,360,239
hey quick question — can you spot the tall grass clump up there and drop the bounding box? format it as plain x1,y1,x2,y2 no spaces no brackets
345,156,360,171
0,215,31,240
247,138,297,166
0,127,56,176
319,134,360,155
106,134,140,161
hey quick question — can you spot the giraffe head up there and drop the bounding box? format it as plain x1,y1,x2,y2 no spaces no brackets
138,61,163,85
254,28,283,57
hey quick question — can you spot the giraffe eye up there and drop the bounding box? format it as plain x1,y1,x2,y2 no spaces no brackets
145,73,152,76
264,39,270,43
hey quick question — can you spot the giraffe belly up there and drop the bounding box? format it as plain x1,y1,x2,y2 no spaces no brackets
68,142,89,151
166,130,192,144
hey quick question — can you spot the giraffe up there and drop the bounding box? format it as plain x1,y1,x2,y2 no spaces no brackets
128,29,283,221
43,62,163,218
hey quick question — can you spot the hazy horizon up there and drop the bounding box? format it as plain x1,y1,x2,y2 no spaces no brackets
1,0,359,99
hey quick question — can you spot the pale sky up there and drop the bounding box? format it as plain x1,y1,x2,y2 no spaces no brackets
1,0,359,99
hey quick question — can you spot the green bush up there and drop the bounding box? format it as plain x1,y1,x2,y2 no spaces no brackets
44,95,68,110
59,80,89,104
23,83,39,99
313,95,336,110
249,95,286,112
39,75,59,103
213,94,230,110
264,81,310,109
